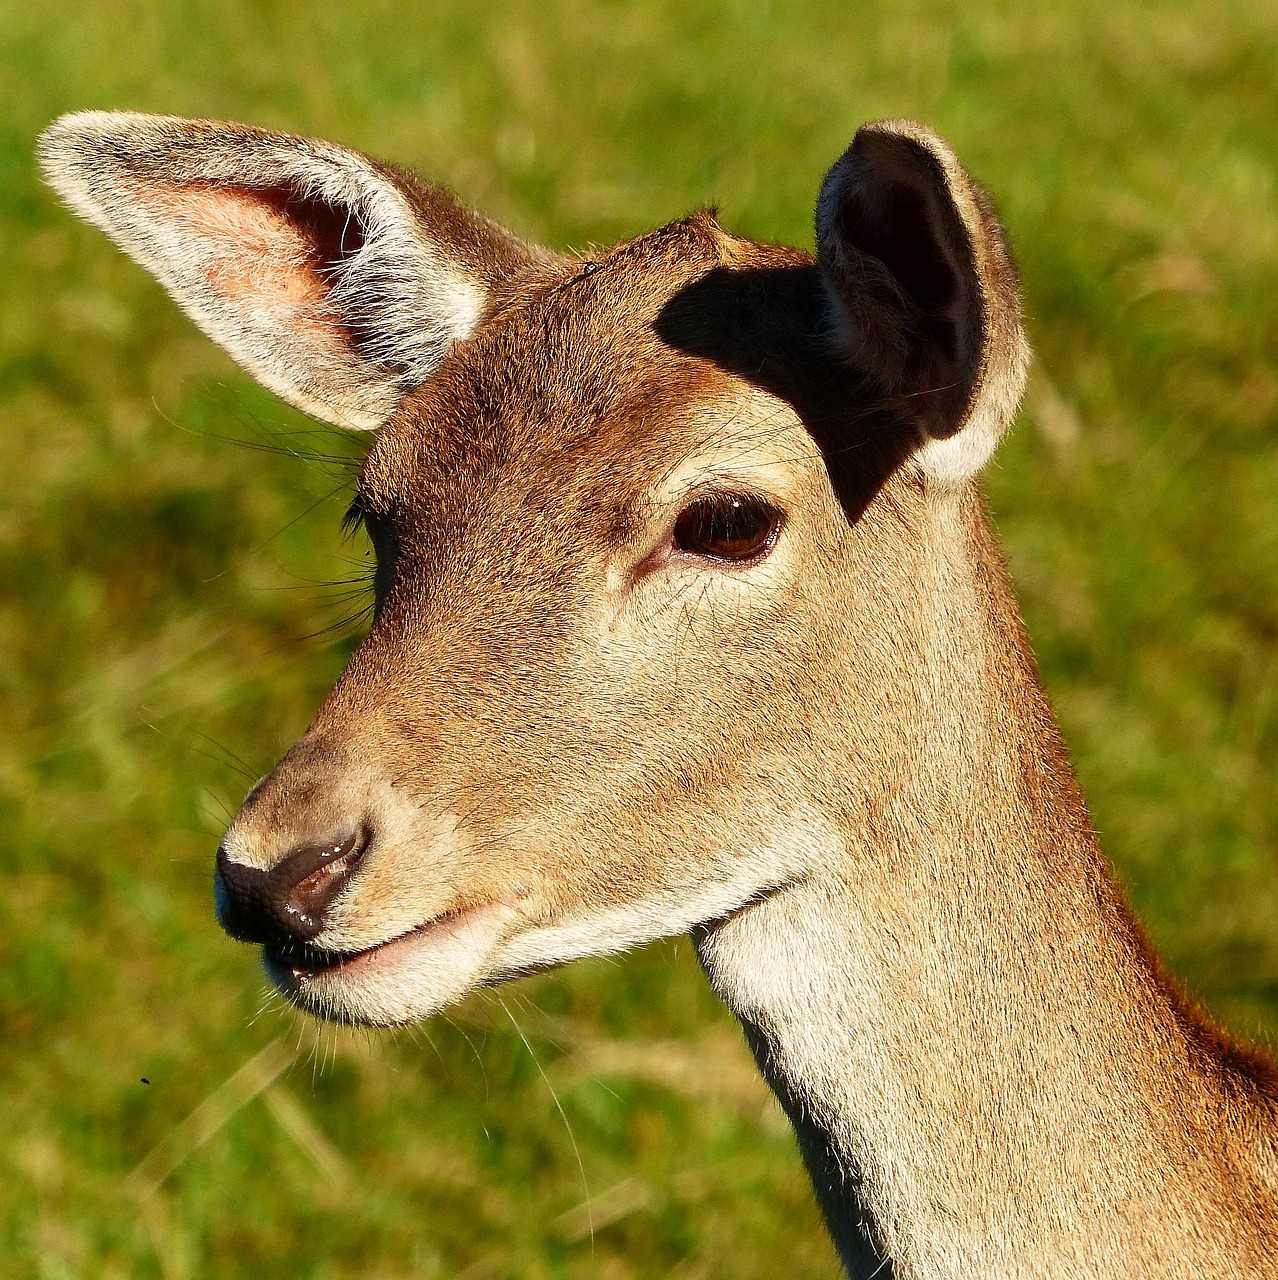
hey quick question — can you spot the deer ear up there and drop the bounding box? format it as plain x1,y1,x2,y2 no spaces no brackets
38,112,550,431
816,120,1029,484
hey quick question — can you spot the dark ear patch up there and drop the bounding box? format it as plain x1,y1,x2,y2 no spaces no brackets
817,121,1028,483
832,165,961,353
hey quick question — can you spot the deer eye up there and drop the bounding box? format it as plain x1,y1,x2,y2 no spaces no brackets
672,493,784,563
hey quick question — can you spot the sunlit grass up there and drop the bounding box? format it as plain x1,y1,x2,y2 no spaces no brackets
2,1,1276,1276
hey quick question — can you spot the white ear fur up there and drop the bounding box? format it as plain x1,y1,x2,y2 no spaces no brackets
38,112,543,430
816,120,1029,485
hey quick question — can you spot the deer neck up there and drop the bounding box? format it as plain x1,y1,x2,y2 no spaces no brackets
694,487,1277,1279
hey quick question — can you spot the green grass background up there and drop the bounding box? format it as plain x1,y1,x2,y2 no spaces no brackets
2,1,1276,1276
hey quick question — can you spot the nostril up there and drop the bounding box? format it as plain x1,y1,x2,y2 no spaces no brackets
273,829,369,938
216,827,370,946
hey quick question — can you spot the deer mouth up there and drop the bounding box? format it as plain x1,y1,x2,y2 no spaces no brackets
264,906,487,982
261,901,513,1025
262,934,406,984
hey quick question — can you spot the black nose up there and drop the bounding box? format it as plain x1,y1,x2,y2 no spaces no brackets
216,829,369,947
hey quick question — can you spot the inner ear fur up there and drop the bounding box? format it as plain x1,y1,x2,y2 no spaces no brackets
38,111,551,430
816,120,1029,484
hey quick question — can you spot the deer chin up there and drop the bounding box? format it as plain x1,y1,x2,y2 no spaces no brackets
264,874,796,1027
264,900,516,1026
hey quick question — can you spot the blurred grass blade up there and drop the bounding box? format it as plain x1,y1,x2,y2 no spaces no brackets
553,1178,655,1242
261,1083,350,1187
138,1192,191,1280
125,1036,294,1201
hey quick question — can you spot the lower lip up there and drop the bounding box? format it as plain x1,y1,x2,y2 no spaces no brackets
264,905,492,989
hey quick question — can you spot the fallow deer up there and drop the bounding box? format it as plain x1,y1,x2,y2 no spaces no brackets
39,112,1278,1278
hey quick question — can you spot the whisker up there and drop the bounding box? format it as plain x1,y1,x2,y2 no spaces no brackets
499,995,593,1251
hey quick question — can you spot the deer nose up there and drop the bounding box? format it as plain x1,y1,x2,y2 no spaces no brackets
215,828,369,946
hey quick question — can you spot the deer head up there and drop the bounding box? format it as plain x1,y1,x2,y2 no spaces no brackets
39,113,1028,1027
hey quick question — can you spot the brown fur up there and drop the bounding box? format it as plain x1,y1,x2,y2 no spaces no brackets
39,112,1278,1278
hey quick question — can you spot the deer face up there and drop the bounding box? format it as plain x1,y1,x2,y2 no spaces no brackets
39,114,1026,1025
224,231,871,1025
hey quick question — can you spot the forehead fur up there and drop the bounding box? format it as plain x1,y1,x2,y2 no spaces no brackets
358,209,903,533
